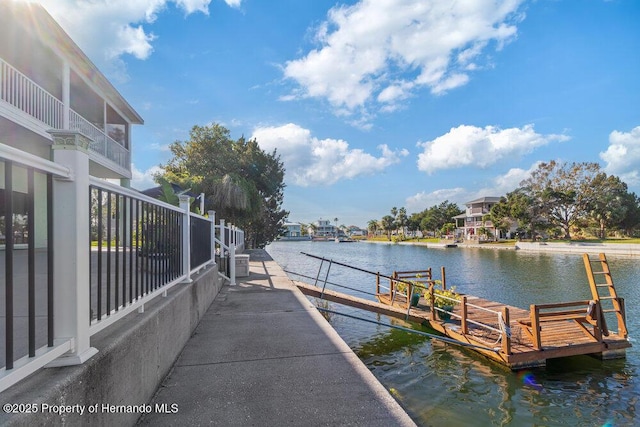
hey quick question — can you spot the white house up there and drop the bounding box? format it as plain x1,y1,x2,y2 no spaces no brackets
453,196,504,240
0,1,143,184
279,222,310,240
0,1,249,397
308,219,337,238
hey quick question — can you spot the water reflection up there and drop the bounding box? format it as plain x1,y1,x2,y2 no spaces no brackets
266,241,640,426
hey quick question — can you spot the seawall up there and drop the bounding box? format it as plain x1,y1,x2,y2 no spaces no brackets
514,242,640,257
366,239,640,257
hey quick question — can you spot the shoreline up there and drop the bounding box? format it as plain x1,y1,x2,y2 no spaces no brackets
362,239,640,257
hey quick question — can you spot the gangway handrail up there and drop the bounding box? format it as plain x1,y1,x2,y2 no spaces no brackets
300,251,512,352
301,252,416,287
284,270,378,297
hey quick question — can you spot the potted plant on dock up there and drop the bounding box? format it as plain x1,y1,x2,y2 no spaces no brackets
432,283,460,320
395,280,424,307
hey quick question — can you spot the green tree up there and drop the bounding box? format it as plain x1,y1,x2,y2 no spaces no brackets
406,213,421,237
396,207,407,236
415,200,462,237
390,207,398,234
490,189,544,239
367,219,378,237
155,176,180,207
440,222,456,236
381,215,395,241
419,211,438,236
587,174,629,238
520,161,601,239
620,192,640,236
160,124,288,248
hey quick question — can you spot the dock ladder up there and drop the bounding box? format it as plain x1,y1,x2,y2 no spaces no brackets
582,253,628,338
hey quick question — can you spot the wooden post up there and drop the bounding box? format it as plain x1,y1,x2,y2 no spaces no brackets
390,272,395,297
461,296,468,334
501,307,511,355
429,285,436,320
376,272,380,295
619,298,628,338
531,304,541,350
593,300,603,342
441,266,446,290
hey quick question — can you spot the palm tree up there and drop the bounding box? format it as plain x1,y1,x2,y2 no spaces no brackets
390,207,398,235
308,223,317,237
208,174,255,225
367,219,378,237
334,217,339,237
211,174,249,210
381,215,395,241
397,207,407,237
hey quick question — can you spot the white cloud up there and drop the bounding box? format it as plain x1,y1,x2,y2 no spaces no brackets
222,0,242,8
131,163,164,190
600,126,640,186
26,1,238,78
416,124,569,174
284,0,525,119
149,142,171,152
251,123,408,186
405,163,540,212
473,163,540,197
406,187,466,212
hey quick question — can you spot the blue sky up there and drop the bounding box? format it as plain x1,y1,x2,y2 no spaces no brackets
31,0,640,228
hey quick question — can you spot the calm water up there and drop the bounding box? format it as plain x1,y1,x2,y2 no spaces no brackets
266,241,640,426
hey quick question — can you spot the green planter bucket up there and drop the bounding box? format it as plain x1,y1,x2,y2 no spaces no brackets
410,293,421,307
437,305,454,320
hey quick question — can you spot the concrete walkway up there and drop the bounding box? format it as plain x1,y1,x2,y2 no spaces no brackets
138,249,416,426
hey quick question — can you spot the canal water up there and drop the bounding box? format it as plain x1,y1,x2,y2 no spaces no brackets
266,241,639,426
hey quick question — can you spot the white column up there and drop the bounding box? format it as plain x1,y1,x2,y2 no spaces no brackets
229,244,236,286
47,130,98,366
208,210,216,265
62,61,70,129
180,195,192,283
219,219,226,251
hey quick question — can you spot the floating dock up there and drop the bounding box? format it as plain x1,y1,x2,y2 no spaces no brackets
294,253,631,370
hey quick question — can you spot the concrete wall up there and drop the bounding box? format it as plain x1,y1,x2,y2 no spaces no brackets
515,242,640,257
0,264,223,427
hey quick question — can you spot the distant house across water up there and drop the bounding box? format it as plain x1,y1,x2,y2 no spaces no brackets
279,222,310,241
453,196,515,241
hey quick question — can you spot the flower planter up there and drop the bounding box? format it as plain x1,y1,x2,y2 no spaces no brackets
437,305,454,321
410,293,421,307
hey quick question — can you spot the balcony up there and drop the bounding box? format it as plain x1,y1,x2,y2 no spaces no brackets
0,58,130,176
470,207,489,215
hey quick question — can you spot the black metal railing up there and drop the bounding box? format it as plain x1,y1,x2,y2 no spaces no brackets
1,159,54,370
190,214,211,270
89,185,183,323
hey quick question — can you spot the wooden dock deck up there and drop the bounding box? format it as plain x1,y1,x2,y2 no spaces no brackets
294,253,631,370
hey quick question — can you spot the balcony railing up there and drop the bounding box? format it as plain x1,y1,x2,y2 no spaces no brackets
470,207,489,214
70,110,129,170
0,58,63,128
0,58,129,172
